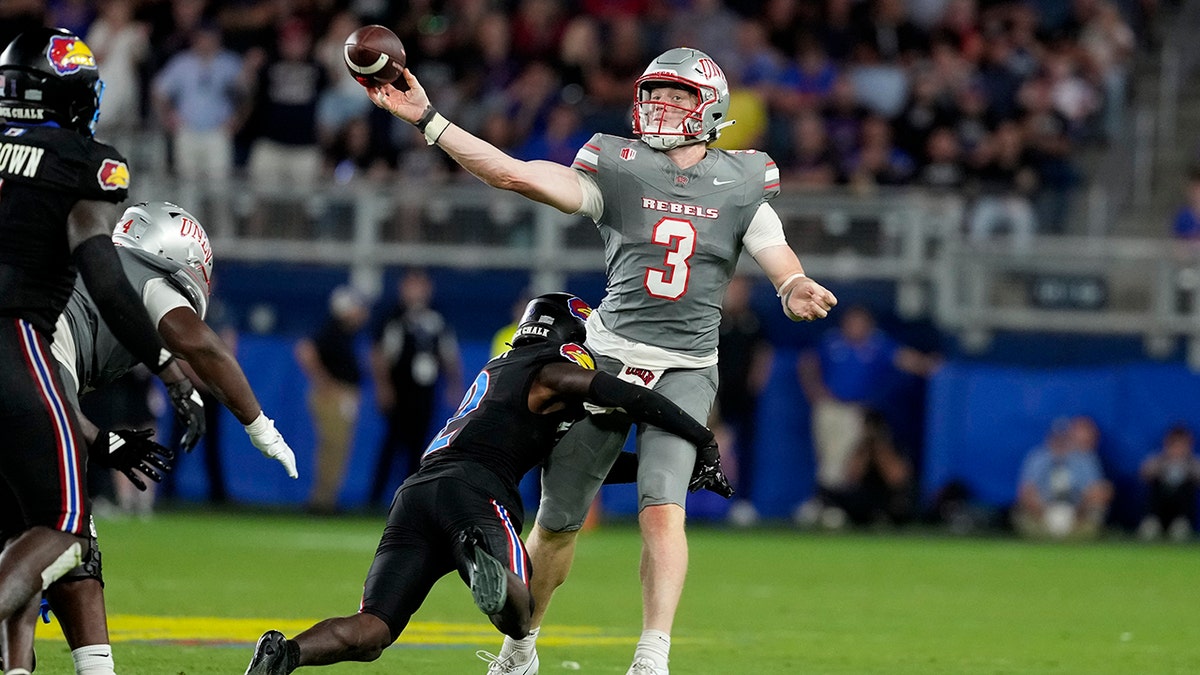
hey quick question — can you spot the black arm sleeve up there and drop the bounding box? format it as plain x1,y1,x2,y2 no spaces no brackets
72,235,174,374
587,371,714,447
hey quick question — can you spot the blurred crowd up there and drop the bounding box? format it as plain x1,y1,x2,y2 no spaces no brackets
0,0,1164,236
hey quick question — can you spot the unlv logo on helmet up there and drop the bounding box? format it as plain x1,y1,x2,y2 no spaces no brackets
560,343,595,370
45,36,97,76
567,296,592,321
179,216,214,276
96,159,129,191
696,58,725,82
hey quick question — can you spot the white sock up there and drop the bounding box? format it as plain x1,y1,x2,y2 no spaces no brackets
7,669,33,675
72,644,116,675
633,629,671,669
499,626,539,658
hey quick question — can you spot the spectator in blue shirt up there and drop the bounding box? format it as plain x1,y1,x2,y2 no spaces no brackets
152,21,247,182
796,305,939,527
1013,416,1113,540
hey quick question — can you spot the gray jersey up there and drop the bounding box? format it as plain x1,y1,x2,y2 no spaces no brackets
571,133,780,355
61,247,207,391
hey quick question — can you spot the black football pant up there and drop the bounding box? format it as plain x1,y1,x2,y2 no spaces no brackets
0,319,89,536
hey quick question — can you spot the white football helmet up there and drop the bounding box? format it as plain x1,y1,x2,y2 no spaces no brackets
632,47,733,151
112,201,213,316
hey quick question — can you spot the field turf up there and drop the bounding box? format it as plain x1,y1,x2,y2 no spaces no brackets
28,511,1200,674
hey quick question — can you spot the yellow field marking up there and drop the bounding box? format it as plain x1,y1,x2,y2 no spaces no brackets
35,615,635,647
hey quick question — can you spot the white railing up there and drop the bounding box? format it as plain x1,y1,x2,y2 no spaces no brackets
130,173,1200,367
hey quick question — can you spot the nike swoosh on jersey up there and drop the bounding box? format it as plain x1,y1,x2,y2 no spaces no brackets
713,178,735,185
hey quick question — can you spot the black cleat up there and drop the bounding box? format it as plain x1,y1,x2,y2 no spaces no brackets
460,528,508,615
245,630,293,675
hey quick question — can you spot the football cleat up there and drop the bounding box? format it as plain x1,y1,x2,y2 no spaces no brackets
478,648,540,675
459,528,508,615
627,657,668,675
245,630,293,675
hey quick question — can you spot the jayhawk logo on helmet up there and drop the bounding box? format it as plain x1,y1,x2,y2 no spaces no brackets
567,296,592,321
46,35,97,76
97,159,129,191
560,343,595,370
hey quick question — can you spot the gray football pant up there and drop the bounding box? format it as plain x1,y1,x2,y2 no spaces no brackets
536,354,718,532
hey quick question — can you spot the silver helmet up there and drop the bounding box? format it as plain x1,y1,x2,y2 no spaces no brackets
111,201,213,316
632,48,733,151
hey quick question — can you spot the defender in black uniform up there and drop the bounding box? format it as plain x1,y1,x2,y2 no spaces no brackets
0,28,201,660
245,293,732,674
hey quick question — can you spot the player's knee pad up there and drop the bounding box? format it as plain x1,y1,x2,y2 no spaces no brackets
537,417,628,532
53,529,103,587
634,430,696,511
535,490,592,533
637,464,688,511
40,541,82,590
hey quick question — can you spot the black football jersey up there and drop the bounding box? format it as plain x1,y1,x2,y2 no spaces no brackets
418,341,597,489
0,123,131,334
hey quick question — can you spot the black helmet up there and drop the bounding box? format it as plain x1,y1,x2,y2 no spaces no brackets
511,292,591,348
0,28,104,135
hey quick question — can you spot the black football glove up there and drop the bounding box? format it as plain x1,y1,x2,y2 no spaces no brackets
688,441,734,499
166,378,205,451
89,428,175,491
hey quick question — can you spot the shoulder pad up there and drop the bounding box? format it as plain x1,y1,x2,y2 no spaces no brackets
571,133,605,174
724,149,779,202
118,247,208,319
87,140,131,201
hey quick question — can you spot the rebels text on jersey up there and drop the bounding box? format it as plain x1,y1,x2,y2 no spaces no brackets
418,342,594,492
571,133,780,355
0,123,131,335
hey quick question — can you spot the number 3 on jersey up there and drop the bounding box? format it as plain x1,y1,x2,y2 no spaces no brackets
644,217,696,300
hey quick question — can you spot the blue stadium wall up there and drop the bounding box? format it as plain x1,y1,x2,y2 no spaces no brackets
158,262,1196,527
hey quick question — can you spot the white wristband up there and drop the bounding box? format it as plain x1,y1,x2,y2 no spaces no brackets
244,411,270,436
776,273,807,298
424,113,450,145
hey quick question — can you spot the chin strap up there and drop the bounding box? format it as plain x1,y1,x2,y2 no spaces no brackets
710,119,736,139
640,118,737,150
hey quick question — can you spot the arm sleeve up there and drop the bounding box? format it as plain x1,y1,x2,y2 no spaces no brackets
742,202,788,256
142,278,193,327
573,170,604,221
587,371,713,447
73,235,173,374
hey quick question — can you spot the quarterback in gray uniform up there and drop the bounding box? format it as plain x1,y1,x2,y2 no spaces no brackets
34,201,298,675
368,47,837,675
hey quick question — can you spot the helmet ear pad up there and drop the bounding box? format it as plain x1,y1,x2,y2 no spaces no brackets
511,293,590,348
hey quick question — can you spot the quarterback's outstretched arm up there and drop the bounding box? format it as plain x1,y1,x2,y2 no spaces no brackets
156,306,298,478
368,71,584,214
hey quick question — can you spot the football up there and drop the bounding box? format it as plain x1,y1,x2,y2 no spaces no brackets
344,25,407,89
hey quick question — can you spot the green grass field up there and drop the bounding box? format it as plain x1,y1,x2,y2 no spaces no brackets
27,510,1200,674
